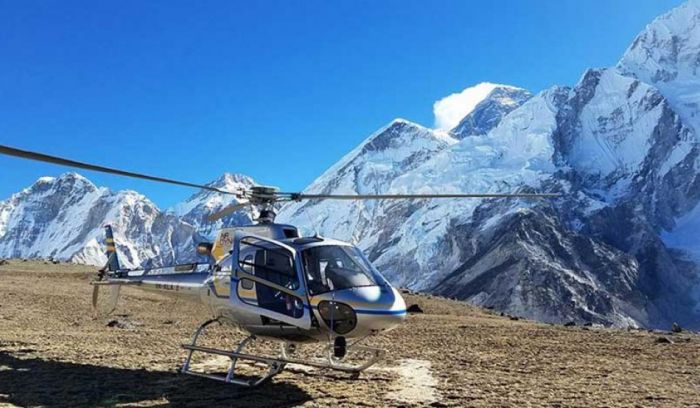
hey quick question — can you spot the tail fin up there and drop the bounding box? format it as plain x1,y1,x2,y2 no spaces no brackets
93,225,122,317
104,225,121,271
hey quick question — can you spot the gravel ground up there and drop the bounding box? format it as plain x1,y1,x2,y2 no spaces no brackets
0,260,698,407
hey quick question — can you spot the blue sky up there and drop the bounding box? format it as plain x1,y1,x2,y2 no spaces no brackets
0,0,683,208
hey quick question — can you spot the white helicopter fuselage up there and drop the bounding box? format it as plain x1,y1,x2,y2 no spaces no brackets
107,224,407,343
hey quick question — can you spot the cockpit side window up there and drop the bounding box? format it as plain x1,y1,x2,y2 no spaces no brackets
237,238,299,291
240,253,255,289
241,254,254,273
302,245,378,295
236,236,303,318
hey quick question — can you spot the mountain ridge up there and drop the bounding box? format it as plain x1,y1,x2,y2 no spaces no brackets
0,172,253,268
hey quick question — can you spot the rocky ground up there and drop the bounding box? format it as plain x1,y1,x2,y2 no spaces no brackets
0,260,698,407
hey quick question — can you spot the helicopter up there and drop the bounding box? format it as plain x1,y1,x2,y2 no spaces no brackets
0,144,558,386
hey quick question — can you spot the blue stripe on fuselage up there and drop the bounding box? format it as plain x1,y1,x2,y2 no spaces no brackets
353,309,407,315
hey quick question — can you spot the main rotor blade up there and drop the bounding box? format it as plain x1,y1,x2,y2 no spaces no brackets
207,202,249,222
290,193,560,200
0,144,238,195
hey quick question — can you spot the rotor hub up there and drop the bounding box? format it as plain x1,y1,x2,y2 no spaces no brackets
245,186,280,223
248,186,279,205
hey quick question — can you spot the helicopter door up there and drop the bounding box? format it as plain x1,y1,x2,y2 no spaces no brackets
231,232,312,329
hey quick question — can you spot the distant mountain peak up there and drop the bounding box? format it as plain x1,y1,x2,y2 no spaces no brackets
433,82,529,131
50,172,94,185
618,0,700,128
24,172,99,197
379,117,427,134
35,176,56,184
388,117,413,126
0,172,199,268
361,118,454,152
618,0,700,81
277,117,458,240
449,85,532,139
304,118,455,190
207,172,255,191
170,173,255,237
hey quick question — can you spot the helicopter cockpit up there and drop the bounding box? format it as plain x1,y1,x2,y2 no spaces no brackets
215,229,406,339
301,244,379,296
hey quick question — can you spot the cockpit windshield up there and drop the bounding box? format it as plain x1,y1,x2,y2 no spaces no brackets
301,245,378,295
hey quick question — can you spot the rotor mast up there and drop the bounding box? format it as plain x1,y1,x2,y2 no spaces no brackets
249,186,279,224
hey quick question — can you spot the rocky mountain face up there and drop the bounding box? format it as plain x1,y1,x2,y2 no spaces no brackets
279,1,700,329
0,172,254,268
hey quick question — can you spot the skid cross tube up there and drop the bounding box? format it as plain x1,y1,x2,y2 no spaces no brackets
181,319,285,387
180,319,387,386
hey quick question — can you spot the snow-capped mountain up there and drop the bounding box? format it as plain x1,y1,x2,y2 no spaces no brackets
426,67,700,328
280,82,558,289
0,172,257,269
618,0,700,131
279,118,457,241
617,0,700,262
279,1,700,329
170,172,255,240
0,173,199,268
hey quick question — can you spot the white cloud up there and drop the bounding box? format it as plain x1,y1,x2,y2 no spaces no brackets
433,82,505,131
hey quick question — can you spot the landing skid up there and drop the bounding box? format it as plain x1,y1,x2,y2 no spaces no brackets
180,319,385,386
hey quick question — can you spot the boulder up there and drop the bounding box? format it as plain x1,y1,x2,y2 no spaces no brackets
407,304,424,314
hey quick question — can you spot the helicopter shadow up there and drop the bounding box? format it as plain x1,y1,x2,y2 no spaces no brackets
0,351,312,408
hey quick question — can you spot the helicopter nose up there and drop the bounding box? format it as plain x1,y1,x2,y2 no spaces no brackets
312,285,407,338
350,286,407,335
383,287,407,326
